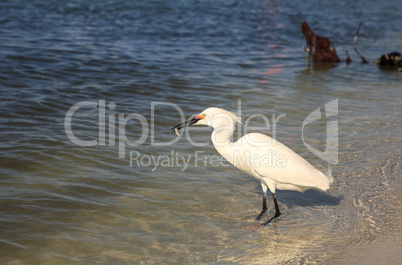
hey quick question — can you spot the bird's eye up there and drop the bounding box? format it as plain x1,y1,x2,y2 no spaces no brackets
202,114,206,118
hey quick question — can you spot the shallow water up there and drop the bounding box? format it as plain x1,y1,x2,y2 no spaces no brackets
0,0,401,264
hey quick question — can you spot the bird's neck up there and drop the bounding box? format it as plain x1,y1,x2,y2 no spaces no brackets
211,124,236,159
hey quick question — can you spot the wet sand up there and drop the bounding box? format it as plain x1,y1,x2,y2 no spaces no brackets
329,231,401,265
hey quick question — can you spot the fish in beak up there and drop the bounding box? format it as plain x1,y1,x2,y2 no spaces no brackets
169,113,206,136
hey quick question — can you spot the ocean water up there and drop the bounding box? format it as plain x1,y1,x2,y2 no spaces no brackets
0,0,401,264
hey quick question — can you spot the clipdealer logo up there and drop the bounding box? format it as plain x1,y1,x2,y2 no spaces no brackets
64,99,338,170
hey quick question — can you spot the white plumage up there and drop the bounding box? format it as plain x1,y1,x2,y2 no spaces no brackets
170,107,333,224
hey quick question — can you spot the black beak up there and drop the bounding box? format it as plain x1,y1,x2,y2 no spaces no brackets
169,117,200,132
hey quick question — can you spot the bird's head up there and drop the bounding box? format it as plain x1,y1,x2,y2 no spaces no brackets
169,107,241,135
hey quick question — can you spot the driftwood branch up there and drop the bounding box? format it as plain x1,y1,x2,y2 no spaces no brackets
354,22,369,63
301,20,399,70
301,21,340,63
376,52,402,71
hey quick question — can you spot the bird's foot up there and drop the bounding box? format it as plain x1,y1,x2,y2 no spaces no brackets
259,212,281,226
255,209,267,221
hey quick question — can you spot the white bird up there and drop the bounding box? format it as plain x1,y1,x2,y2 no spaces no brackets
170,107,333,224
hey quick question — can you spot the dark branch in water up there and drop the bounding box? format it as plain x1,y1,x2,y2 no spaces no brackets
354,22,369,64
301,20,399,69
376,51,402,71
301,21,340,63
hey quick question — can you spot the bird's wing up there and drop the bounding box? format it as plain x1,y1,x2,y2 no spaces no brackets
236,133,329,190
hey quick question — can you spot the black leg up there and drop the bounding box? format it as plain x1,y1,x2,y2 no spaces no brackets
260,193,281,226
255,192,268,220
272,193,281,218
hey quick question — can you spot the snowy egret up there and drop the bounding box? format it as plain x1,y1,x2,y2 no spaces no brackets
169,107,333,224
